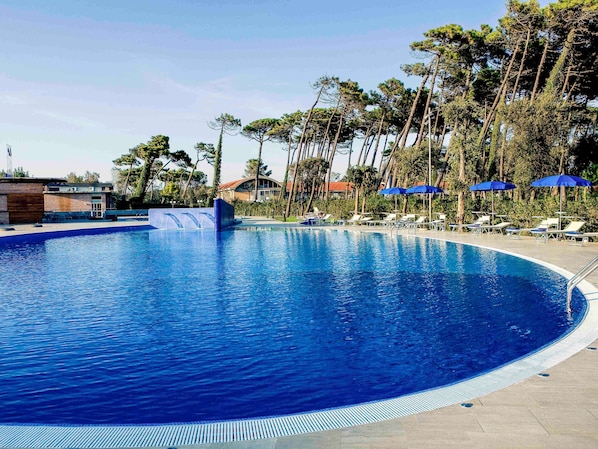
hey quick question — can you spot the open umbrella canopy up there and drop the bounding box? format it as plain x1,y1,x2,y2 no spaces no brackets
470,180,516,192
406,185,443,222
531,174,592,187
406,185,443,194
379,186,407,210
387,187,407,195
469,180,516,224
531,174,593,229
379,187,407,195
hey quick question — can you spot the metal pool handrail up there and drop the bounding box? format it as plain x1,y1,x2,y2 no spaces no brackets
567,255,598,314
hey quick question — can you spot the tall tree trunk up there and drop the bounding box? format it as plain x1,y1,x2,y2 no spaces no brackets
285,86,326,217
414,61,438,148
511,28,532,100
457,126,468,226
476,39,521,149
253,140,264,202
122,161,134,199
356,128,373,166
210,131,223,204
369,113,386,167
380,60,433,180
278,137,295,201
530,37,550,102
324,112,346,200
544,27,576,97
182,160,198,199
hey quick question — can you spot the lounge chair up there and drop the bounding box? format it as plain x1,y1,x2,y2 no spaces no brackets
506,218,558,239
566,231,598,246
479,221,513,234
449,215,490,232
345,214,362,225
410,216,428,227
393,214,417,229
531,220,585,242
322,214,337,225
299,217,317,225
428,214,446,231
368,213,397,226
313,213,332,225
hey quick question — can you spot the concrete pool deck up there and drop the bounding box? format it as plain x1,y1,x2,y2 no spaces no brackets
1,218,597,449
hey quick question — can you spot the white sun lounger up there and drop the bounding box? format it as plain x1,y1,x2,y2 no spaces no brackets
566,231,598,246
531,221,586,242
449,215,490,232
368,213,397,226
506,218,559,239
479,221,513,234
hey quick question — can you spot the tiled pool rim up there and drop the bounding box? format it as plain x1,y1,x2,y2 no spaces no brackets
0,225,597,449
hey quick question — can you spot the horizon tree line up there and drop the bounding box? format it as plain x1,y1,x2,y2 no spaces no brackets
111,0,598,220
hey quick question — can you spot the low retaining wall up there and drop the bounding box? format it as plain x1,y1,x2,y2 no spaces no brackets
148,200,236,231
148,208,215,229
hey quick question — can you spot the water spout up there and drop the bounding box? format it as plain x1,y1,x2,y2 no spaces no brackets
164,213,183,229
182,212,201,229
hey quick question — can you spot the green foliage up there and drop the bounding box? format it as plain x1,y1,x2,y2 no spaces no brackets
105,1,598,220
161,181,180,201
128,135,171,202
208,113,241,205
66,172,82,182
296,157,330,191
244,159,272,178
194,142,215,166
0,166,29,178
65,171,100,183
582,163,598,183
241,118,280,142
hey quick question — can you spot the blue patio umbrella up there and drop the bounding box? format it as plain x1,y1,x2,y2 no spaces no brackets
531,174,593,229
379,187,407,209
387,187,407,195
470,180,516,192
405,185,443,195
469,180,516,222
406,185,443,221
531,174,592,188
379,187,407,195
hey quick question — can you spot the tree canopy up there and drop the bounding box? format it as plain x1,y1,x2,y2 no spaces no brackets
111,0,597,219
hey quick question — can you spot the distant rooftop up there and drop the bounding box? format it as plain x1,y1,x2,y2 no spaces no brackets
0,177,66,184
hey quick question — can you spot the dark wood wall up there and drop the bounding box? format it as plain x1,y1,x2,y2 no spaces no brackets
7,194,44,224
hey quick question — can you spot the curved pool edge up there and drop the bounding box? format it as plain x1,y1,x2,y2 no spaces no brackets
0,224,597,448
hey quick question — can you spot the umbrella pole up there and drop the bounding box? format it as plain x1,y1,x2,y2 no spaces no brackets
559,187,563,230
491,190,494,225
429,195,432,223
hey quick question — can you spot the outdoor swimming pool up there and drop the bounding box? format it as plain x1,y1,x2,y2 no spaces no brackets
0,227,585,425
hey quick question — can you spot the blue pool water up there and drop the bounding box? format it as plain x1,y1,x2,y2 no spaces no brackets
0,228,585,425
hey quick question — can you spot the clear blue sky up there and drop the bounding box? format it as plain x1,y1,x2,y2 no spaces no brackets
0,0,549,184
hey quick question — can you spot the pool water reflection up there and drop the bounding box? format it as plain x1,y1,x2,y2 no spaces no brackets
0,228,584,424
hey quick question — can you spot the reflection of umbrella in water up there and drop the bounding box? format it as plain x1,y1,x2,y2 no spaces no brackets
379,187,407,209
531,174,592,229
469,180,516,224
405,185,443,222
